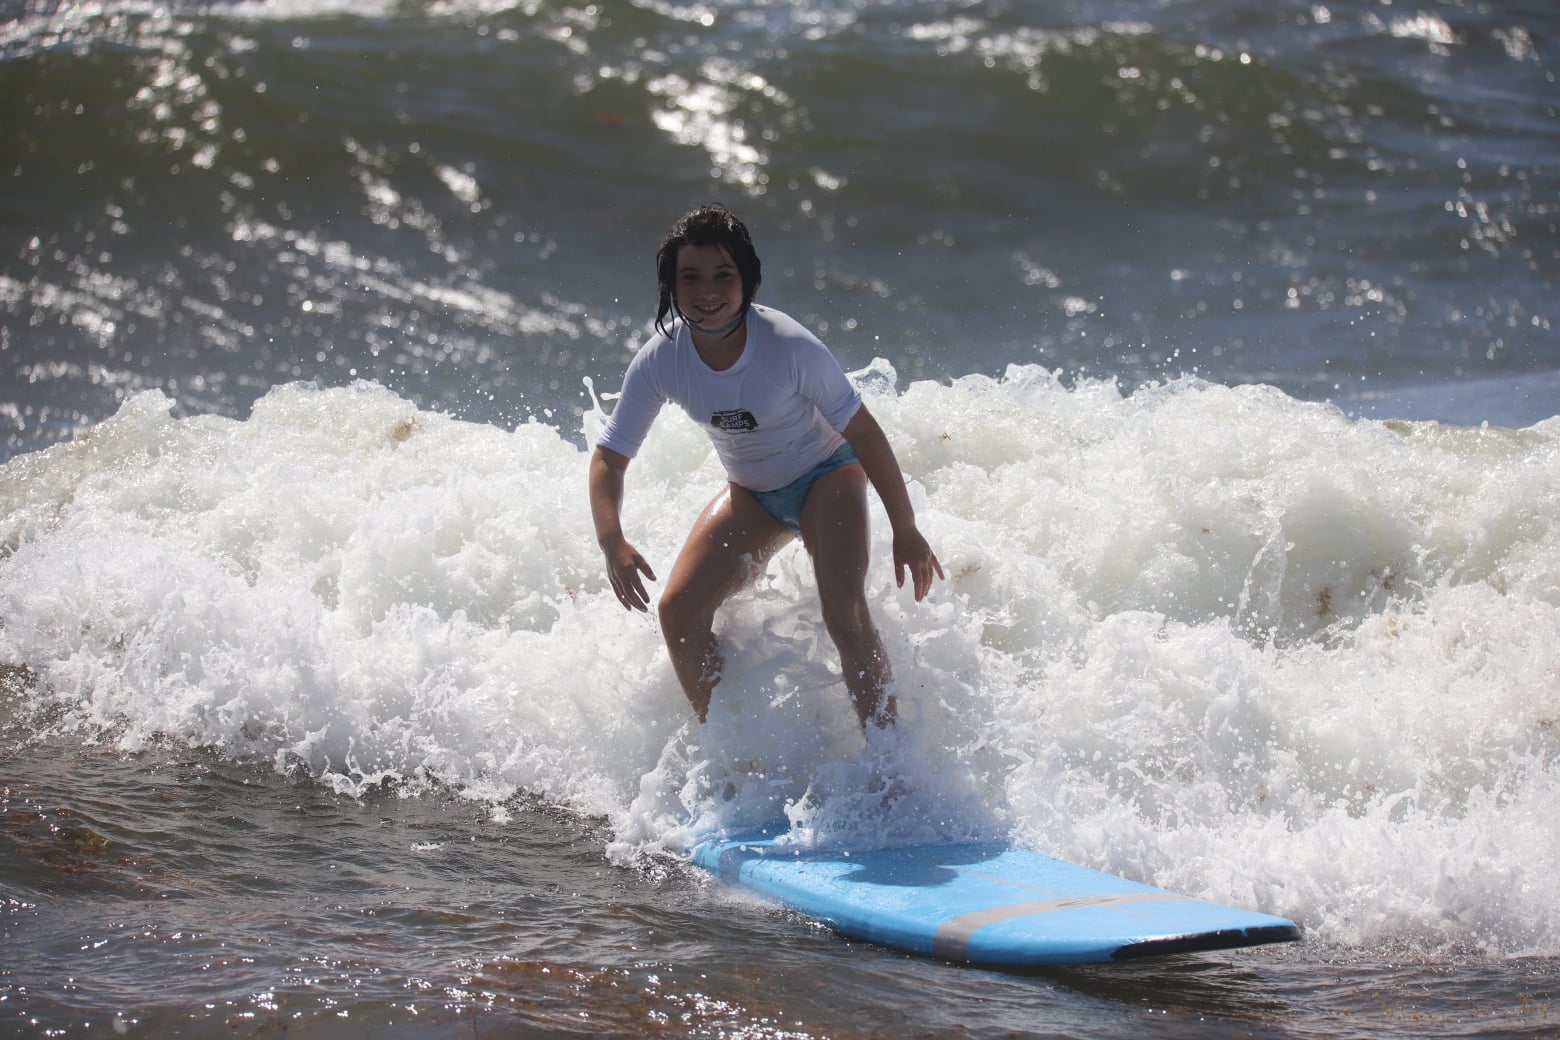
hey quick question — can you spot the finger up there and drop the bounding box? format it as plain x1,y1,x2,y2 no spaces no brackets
924,556,943,598
916,552,942,601
631,557,656,609
627,574,650,610
611,577,637,611
613,572,637,610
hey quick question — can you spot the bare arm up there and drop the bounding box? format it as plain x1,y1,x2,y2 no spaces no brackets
840,404,944,601
589,446,656,611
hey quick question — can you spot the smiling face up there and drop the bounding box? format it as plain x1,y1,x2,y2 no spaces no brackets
653,204,762,339
673,244,745,332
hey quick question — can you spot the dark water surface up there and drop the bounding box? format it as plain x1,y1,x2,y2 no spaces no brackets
5,719,1556,1039
3,0,1557,459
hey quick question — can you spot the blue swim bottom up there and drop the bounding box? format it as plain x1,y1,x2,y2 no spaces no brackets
742,443,859,536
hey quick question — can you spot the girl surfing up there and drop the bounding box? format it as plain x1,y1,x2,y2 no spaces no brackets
589,204,942,727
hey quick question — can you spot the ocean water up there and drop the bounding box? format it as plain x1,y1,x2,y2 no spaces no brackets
3,0,1558,1037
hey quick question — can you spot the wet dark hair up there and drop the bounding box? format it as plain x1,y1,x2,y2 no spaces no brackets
654,203,762,338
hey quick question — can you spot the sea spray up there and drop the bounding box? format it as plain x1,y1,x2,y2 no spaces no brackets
1,368,1556,957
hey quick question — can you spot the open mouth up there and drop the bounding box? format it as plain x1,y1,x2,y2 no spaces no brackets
685,302,745,335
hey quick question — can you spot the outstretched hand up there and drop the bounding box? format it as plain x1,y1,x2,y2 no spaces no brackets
893,527,945,602
603,538,656,612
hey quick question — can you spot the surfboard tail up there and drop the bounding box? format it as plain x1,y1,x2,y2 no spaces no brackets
1111,923,1303,961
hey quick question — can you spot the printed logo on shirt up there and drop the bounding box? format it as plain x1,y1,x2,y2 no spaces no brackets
710,409,759,432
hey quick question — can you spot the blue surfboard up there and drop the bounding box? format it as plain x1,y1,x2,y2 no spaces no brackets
691,832,1301,965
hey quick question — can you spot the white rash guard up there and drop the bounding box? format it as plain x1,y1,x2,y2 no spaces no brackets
596,305,863,492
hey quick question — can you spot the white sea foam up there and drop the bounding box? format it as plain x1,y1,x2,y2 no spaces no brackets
1,369,1556,957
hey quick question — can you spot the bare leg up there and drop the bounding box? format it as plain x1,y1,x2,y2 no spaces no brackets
799,463,895,728
659,484,792,721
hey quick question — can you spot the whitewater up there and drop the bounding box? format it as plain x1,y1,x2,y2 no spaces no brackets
4,365,1555,965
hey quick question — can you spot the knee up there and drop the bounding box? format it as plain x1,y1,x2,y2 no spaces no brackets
658,578,718,637
818,590,875,643
657,586,693,634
